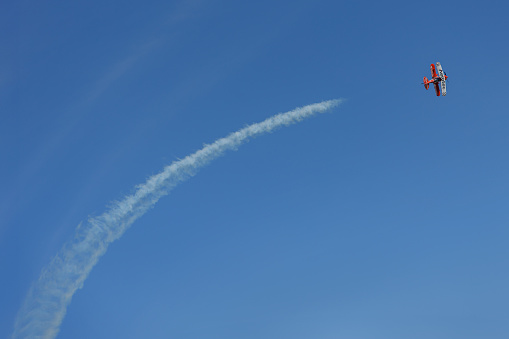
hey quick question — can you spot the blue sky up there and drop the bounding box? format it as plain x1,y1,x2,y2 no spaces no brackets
2,0,509,338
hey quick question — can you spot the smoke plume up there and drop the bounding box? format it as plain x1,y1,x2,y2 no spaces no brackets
12,99,343,338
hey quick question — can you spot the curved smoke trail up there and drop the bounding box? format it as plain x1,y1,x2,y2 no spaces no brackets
12,99,344,338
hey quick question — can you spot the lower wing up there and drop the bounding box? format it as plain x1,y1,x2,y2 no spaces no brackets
434,82,440,96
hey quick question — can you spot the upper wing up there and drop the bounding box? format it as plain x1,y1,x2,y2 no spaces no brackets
436,62,446,96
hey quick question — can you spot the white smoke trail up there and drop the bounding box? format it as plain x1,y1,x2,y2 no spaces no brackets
12,99,344,338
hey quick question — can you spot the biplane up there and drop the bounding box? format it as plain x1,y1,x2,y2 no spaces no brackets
423,62,448,96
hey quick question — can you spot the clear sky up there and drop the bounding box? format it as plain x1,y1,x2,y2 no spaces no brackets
1,0,509,338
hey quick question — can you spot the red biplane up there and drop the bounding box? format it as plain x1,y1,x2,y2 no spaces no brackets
423,62,448,96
